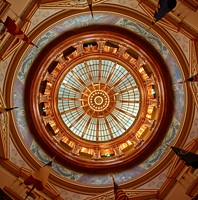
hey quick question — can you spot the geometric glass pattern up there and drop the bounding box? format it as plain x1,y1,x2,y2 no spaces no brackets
57,58,140,141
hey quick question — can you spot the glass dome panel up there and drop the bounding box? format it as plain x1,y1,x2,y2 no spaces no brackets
57,58,141,142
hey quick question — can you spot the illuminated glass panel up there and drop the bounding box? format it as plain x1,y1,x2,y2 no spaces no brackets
57,58,141,142
73,63,91,86
106,114,125,138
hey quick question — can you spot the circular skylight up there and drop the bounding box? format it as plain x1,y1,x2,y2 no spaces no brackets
57,58,140,142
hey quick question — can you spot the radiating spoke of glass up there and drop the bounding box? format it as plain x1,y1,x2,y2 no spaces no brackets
57,58,141,142
83,117,97,141
58,97,84,101
82,116,92,138
111,85,138,96
73,62,91,86
106,114,125,138
114,107,136,118
96,118,99,141
108,71,130,92
60,106,85,115
114,100,140,103
70,113,91,138
61,83,88,96
69,111,87,129
112,109,135,130
98,118,112,141
87,59,100,84
98,58,102,89
84,61,95,88
104,116,113,139
62,71,85,91
108,63,127,88
110,113,127,131
103,62,117,90
71,70,91,92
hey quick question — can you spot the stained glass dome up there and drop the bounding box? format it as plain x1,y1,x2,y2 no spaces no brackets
22,24,173,170
57,58,140,142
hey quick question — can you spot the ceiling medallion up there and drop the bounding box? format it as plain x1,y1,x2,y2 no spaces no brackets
26,26,173,170
87,89,111,112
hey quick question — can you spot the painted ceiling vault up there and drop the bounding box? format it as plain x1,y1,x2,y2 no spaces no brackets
0,0,198,200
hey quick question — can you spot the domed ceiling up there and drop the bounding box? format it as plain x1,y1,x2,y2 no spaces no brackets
6,3,193,193
24,24,174,172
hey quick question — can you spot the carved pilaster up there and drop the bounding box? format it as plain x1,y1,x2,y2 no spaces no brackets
131,134,143,147
0,112,9,159
92,148,101,160
148,98,160,107
113,146,124,158
43,71,55,82
39,93,51,102
73,42,84,55
56,53,67,66
42,115,53,125
133,57,146,69
71,143,81,156
144,118,155,128
53,132,64,144
96,39,107,52
145,74,155,86
117,44,127,57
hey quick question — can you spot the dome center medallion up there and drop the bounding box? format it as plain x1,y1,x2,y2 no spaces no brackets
88,90,110,111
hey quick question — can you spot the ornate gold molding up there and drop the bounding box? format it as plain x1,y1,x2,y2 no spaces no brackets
39,0,106,9
189,40,198,107
86,189,158,200
0,89,9,159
